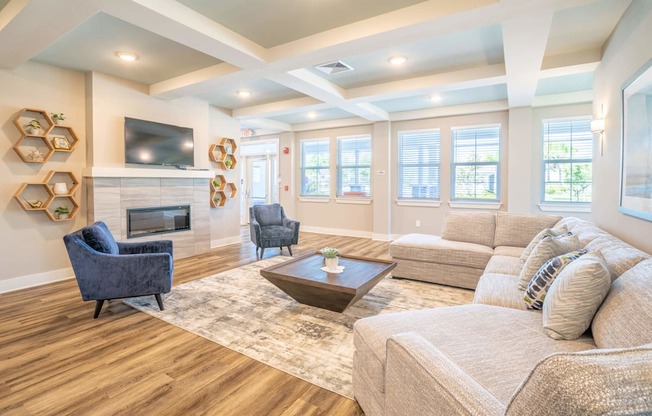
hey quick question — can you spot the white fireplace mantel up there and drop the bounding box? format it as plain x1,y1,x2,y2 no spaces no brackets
82,167,215,179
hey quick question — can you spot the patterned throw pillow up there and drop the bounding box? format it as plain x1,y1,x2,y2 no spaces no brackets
82,223,119,254
519,225,569,266
518,232,579,290
524,250,587,309
543,251,612,340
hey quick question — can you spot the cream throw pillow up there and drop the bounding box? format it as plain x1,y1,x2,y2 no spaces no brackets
543,251,612,340
518,232,579,290
519,225,569,266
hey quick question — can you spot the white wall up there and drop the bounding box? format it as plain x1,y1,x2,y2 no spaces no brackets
0,62,86,289
592,0,652,253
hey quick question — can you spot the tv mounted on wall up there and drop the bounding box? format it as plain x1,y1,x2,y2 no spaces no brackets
124,117,194,167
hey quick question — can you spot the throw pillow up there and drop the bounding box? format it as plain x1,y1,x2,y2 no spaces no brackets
523,250,587,310
518,232,579,290
82,223,119,254
519,225,569,266
543,251,612,340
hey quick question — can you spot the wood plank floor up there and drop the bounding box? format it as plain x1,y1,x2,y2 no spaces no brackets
0,229,393,415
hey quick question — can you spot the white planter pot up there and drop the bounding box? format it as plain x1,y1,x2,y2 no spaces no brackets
28,127,40,135
53,183,68,195
324,257,339,270
57,213,69,220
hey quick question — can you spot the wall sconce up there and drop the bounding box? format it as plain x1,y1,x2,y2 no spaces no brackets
592,104,606,156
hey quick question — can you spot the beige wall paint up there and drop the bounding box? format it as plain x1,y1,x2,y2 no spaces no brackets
208,106,242,246
295,124,374,236
593,0,652,253
0,62,87,285
391,111,509,236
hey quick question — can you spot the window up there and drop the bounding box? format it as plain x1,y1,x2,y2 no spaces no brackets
398,129,441,200
337,135,371,197
300,138,330,197
451,125,500,201
542,118,592,203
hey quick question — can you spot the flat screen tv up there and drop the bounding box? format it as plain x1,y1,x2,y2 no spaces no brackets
124,117,194,167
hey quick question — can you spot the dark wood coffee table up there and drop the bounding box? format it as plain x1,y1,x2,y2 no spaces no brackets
260,252,396,312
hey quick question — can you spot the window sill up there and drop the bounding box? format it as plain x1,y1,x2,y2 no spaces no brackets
298,197,330,203
395,200,442,207
538,203,591,213
336,198,372,205
448,201,502,210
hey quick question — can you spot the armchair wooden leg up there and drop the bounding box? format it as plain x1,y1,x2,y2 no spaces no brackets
287,246,293,256
155,294,164,311
93,300,105,319
260,247,265,259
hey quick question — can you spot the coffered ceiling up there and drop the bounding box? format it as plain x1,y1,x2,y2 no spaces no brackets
0,0,633,132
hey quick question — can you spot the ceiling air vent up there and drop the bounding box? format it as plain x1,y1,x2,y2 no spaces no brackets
314,60,354,75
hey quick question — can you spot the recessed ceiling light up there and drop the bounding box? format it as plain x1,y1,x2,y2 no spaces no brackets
429,95,442,102
307,112,317,119
388,56,407,65
116,52,138,62
237,90,251,97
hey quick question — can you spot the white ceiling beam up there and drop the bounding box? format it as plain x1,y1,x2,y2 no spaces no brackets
389,100,509,121
233,97,328,120
292,117,371,132
241,118,293,132
540,49,601,78
102,0,267,69
0,0,102,69
532,90,592,107
501,6,553,107
149,62,241,99
269,69,389,121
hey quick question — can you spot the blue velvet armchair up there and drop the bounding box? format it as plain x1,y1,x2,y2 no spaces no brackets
249,204,300,259
63,221,174,318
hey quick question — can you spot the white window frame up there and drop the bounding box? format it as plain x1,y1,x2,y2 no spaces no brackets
336,134,372,198
397,129,441,202
450,124,501,202
299,138,330,198
541,117,592,205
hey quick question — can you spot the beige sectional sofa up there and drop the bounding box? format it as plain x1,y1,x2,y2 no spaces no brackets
353,213,652,416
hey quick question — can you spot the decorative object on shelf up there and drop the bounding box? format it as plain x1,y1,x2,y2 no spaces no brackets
54,206,70,219
52,182,68,195
11,108,79,162
209,174,237,208
51,113,65,125
26,148,44,162
13,170,80,221
321,247,340,271
52,136,71,150
225,159,232,169
209,138,238,171
25,119,41,135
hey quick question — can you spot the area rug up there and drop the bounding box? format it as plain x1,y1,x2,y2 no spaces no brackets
123,256,473,398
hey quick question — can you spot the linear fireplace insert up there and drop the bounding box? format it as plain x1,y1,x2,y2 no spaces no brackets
127,205,191,238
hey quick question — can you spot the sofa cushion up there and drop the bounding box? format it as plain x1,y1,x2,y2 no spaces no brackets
543,252,612,340
584,235,649,279
353,304,595,403
519,225,569,266
473,273,528,310
494,212,561,248
484,255,521,276
390,234,493,269
494,246,524,258
441,211,496,247
82,222,119,254
524,250,586,310
506,344,652,416
518,233,580,290
592,259,652,349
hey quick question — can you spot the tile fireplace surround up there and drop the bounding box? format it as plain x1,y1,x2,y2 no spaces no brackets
84,167,213,259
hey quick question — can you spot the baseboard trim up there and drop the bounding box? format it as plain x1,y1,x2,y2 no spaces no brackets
0,267,74,294
371,233,393,241
211,235,243,249
301,226,373,239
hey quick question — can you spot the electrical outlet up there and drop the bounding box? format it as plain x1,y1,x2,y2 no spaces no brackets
416,220,421,227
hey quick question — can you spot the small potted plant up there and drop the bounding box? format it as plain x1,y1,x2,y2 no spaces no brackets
213,179,220,188
225,159,233,169
25,119,41,135
321,247,340,270
51,113,65,125
54,206,70,219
